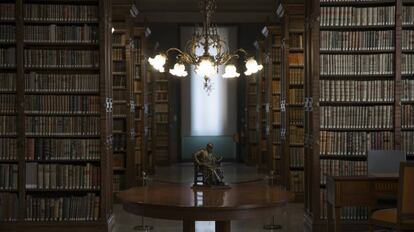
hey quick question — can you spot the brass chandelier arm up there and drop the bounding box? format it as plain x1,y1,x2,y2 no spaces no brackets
164,47,197,64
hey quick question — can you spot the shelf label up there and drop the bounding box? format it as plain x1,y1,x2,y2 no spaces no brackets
105,98,113,113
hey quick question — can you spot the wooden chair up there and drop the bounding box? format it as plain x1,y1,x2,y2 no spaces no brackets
370,162,414,232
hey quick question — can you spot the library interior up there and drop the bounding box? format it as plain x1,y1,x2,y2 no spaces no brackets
0,0,414,232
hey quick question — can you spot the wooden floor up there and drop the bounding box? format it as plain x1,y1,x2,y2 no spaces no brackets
113,162,304,232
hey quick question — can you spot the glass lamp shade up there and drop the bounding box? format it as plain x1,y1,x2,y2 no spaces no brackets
195,57,217,78
222,64,240,78
244,58,263,76
169,63,188,77
148,54,167,73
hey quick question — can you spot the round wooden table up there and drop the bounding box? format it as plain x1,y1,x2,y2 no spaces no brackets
117,181,294,232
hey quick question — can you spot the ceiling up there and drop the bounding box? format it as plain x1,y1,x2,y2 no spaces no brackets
112,0,305,22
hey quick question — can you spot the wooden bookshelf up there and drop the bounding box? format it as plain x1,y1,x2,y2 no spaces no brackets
111,28,127,196
304,0,410,230
151,71,170,165
0,0,113,231
245,40,260,166
284,6,305,201
402,0,414,161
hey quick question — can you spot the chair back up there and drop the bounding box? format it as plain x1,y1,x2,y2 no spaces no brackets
398,162,414,225
368,150,406,175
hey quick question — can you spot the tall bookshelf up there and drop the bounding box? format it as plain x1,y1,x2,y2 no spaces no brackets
111,28,128,195
0,0,113,231
284,6,306,200
304,0,408,230
402,0,414,160
245,47,259,165
111,25,150,189
151,71,170,165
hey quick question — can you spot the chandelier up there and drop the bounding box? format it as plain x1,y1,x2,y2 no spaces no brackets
148,0,263,92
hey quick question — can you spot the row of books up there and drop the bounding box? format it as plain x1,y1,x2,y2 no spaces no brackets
0,193,18,221
26,194,100,221
273,128,281,144
320,54,394,75
320,106,393,129
289,69,304,85
114,75,126,89
114,94,126,106
0,164,18,190
113,134,126,152
0,116,15,135
25,116,100,135
113,120,126,132
24,25,98,43
289,171,304,192
290,147,304,168
271,47,282,63
288,53,304,66
0,94,15,113
272,81,280,94
403,132,414,155
24,95,100,114
113,61,126,73
113,174,125,192
0,48,16,67
290,126,304,144
133,81,142,92
112,48,125,61
155,104,168,113
25,73,99,92
272,67,281,80
319,131,394,156
320,189,369,220
320,6,395,27
320,30,394,51
272,95,281,109
26,138,100,161
402,6,414,26
0,4,14,20
289,88,304,104
289,109,304,126
319,80,394,102
273,112,281,124
112,33,127,46
402,105,414,128
155,114,168,123
113,104,126,116
23,4,98,22
156,92,168,102
0,139,16,160
402,30,414,50
155,82,169,91
402,54,414,74
289,33,304,49
0,73,15,91
320,160,367,185
0,25,15,42
113,154,125,169
25,163,100,189
272,145,281,159
24,49,99,68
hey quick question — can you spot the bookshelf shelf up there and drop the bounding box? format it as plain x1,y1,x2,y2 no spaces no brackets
320,49,395,54
26,189,100,192
24,42,99,47
25,159,100,163
24,91,99,95
320,25,396,31
24,20,99,25
320,128,394,131
320,0,395,6
319,101,395,105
